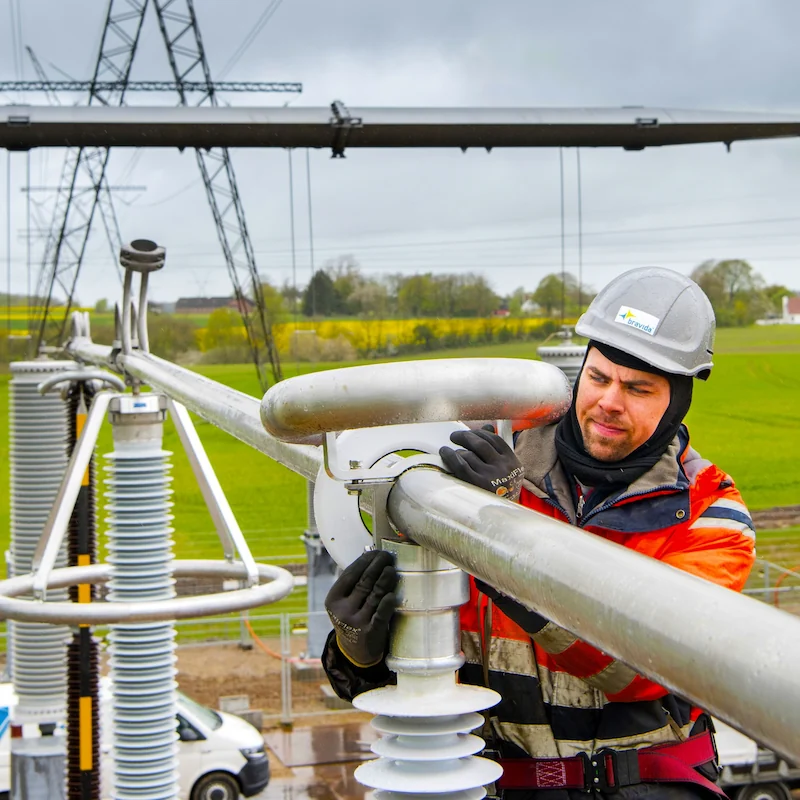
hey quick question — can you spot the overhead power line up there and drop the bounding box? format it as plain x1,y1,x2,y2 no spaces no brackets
218,0,285,79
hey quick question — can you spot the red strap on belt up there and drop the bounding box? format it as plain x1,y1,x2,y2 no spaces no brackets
497,730,727,796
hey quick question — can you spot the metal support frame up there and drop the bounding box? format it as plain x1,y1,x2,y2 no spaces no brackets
23,389,281,618
168,398,258,585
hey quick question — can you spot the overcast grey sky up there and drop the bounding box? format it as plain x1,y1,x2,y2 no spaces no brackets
2,0,800,305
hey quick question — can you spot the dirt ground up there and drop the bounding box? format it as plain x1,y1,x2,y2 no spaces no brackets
176,640,369,728
177,642,286,719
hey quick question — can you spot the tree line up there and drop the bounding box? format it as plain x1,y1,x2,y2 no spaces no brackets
690,260,792,327
283,255,594,320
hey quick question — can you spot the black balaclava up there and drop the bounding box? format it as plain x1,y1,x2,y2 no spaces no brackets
554,340,693,489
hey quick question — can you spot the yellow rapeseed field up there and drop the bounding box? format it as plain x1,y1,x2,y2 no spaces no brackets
196,316,568,356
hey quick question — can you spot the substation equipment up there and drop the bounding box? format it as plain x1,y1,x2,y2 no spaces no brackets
5,239,800,797
536,327,587,384
4,241,293,800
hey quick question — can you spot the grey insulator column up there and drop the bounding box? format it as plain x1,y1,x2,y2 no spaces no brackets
9,360,75,723
105,394,178,800
537,331,587,384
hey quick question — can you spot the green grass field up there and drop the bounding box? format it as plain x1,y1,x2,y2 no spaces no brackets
0,324,797,626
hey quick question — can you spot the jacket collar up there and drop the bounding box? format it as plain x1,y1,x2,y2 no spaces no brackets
516,424,691,531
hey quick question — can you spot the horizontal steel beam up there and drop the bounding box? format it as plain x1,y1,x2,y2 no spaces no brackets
68,338,800,760
389,469,800,762
4,103,800,151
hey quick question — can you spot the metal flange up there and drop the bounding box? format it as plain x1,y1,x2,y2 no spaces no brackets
0,560,293,624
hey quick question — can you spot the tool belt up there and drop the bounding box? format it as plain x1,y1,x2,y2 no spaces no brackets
496,730,725,796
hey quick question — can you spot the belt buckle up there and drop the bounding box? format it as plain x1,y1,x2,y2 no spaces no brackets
594,748,641,793
579,752,601,793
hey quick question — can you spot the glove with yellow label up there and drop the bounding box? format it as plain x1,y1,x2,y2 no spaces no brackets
325,550,398,668
439,426,525,501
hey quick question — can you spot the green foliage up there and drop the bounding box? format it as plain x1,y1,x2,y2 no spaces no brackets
413,323,437,351
148,314,199,360
302,270,341,317
532,272,595,317
259,280,288,322
396,272,500,318
204,308,246,349
763,284,792,316
691,259,769,327
508,287,527,316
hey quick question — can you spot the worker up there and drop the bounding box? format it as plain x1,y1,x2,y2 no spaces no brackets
322,267,756,800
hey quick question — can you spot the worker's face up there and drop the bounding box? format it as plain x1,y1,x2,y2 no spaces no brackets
575,347,671,462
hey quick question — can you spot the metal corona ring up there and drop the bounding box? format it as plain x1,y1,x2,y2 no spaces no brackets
0,560,293,625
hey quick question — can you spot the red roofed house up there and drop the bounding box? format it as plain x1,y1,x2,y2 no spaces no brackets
782,296,800,324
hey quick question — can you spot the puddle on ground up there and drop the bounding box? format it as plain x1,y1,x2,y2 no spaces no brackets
259,764,372,799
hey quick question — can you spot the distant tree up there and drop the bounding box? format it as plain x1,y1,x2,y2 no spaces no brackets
763,284,792,316
302,270,341,317
690,259,768,326
94,298,109,313
508,287,527,316
326,255,363,313
397,274,438,317
349,280,389,318
532,272,592,317
533,274,567,316
280,281,303,314
259,280,288,321
148,315,198,359
204,308,245,349
453,274,499,317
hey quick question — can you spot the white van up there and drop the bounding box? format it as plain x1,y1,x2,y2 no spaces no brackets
714,718,800,800
0,680,270,800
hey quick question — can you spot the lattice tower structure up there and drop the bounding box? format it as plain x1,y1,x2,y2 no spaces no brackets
33,1,148,353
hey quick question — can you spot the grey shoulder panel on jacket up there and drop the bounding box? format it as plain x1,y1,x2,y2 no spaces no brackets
515,423,561,499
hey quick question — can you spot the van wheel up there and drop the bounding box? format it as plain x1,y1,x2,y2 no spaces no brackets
736,783,791,800
191,771,240,800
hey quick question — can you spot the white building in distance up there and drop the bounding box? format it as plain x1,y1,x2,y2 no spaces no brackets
782,296,800,324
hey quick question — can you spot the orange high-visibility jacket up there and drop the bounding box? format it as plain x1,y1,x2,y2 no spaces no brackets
457,423,755,760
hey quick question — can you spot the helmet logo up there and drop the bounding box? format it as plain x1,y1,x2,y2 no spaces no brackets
615,305,660,336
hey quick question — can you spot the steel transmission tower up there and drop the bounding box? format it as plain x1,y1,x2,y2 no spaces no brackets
35,0,292,389
151,0,283,387
34,1,147,353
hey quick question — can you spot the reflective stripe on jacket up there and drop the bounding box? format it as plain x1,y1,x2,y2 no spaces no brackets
457,423,755,760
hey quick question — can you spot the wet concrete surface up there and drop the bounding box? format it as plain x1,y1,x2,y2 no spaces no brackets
264,722,377,767
256,764,373,799
255,722,377,799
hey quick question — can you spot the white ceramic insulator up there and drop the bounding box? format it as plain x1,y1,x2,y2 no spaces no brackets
9,360,75,724
106,441,178,800
355,674,502,798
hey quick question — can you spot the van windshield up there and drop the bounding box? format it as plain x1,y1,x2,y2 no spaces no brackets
177,691,223,731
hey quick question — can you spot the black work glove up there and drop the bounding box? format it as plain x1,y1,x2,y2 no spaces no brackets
325,550,398,668
439,426,525,501
475,578,548,634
